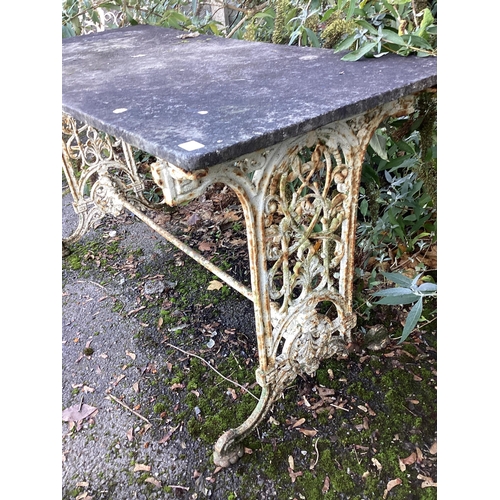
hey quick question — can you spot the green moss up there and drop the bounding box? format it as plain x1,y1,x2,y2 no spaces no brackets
346,380,374,402
153,402,167,415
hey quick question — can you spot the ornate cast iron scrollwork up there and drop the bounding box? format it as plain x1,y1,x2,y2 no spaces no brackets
62,96,416,468
61,113,154,246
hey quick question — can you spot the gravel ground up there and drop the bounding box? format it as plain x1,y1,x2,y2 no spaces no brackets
61,188,439,500
62,193,253,499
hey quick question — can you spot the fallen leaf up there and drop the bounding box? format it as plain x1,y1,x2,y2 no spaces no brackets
133,463,151,472
170,383,185,391
417,474,437,488
322,475,330,494
145,477,161,488
177,31,200,39
132,382,139,393
365,403,377,416
82,386,95,393
113,374,126,386
244,447,253,455
429,440,437,455
127,306,146,316
75,493,92,500
222,210,241,223
126,428,134,441
383,478,402,499
158,425,180,444
185,213,201,226
198,241,215,252
292,417,306,429
62,404,98,423
126,350,136,360
288,455,295,470
316,387,336,398
371,458,382,471
298,428,318,437
230,238,246,246
207,280,224,290
400,452,417,467
288,469,303,483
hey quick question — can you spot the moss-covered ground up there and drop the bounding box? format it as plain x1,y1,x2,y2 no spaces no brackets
63,187,436,499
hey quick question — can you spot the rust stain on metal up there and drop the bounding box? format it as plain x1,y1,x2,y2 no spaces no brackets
61,93,418,468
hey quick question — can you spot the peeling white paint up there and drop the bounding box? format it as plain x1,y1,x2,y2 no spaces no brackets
178,140,205,151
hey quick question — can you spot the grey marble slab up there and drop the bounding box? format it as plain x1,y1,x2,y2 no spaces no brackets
62,25,436,171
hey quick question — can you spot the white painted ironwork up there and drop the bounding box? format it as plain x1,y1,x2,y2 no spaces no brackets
62,94,415,467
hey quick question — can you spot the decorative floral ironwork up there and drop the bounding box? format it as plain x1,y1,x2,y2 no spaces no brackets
264,142,347,310
62,96,417,468
62,113,152,244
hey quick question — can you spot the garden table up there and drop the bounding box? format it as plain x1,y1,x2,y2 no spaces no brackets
62,24,436,467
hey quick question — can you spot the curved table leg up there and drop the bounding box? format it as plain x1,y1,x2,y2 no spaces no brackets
61,96,415,468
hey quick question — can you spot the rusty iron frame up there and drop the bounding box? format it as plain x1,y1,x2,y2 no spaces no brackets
62,94,415,467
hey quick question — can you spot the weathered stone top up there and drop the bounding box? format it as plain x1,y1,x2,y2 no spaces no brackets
62,25,436,171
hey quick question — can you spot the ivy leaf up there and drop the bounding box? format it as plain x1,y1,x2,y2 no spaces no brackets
400,297,423,343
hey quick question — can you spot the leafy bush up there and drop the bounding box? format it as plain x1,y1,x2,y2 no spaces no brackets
371,271,436,342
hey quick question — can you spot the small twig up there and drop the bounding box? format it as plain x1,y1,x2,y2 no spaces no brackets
76,279,106,289
108,394,151,424
404,405,418,417
331,404,349,412
167,485,189,491
225,2,269,38
226,15,248,38
166,343,259,401
353,446,361,465
310,437,320,470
